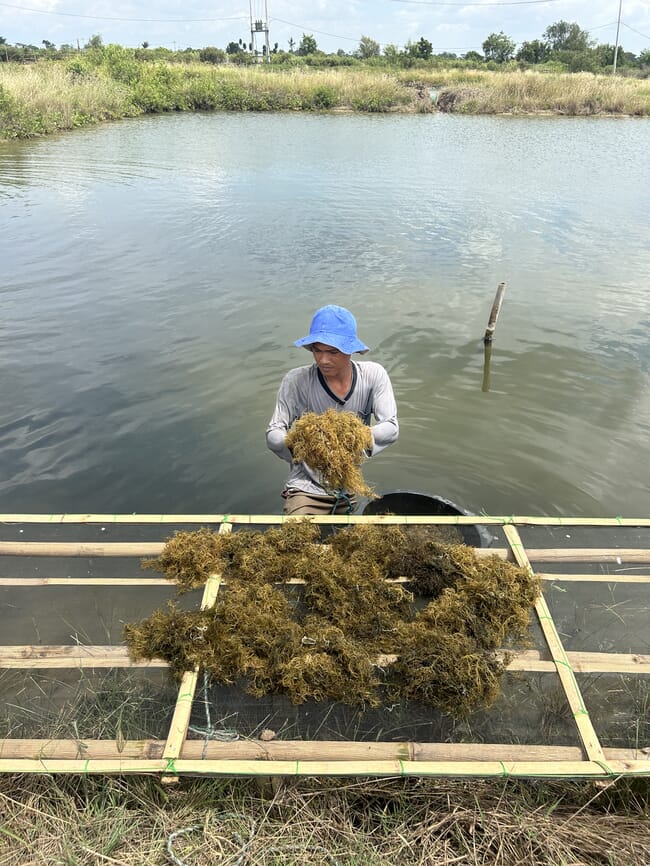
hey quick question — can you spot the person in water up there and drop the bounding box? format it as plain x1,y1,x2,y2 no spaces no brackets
266,305,399,515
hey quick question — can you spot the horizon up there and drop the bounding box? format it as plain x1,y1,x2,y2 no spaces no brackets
1,0,649,58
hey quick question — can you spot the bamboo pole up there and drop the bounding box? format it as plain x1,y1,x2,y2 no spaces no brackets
0,541,164,556
503,525,607,765
0,757,646,778
2,540,649,563
160,523,231,784
1,739,646,764
2,571,649,588
0,577,173,586
481,342,492,392
540,573,650,583
2,645,648,674
1,513,649,526
483,282,506,343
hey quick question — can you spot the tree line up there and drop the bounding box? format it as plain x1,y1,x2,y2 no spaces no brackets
1,22,649,73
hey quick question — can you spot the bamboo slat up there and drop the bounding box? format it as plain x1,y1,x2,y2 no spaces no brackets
2,540,650,563
0,514,647,781
0,577,173,586
0,646,168,668
0,757,646,778
0,541,164,556
540,573,650,583
160,523,231,783
2,645,648,674
1,513,649,526
1,739,647,764
2,572,649,588
503,525,607,765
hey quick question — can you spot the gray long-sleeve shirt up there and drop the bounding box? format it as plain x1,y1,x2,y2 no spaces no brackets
266,361,399,495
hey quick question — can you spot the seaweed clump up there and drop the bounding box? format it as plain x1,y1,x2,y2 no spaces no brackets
125,522,540,717
142,521,322,592
141,527,227,593
285,408,375,497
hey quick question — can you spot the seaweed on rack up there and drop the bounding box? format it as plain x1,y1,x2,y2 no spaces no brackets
456,555,541,648
142,522,324,591
285,408,375,497
280,622,381,706
329,524,408,569
201,582,303,697
391,536,481,597
300,548,413,650
125,522,542,716
141,527,228,593
122,602,212,680
330,524,473,597
389,618,505,717
225,521,323,584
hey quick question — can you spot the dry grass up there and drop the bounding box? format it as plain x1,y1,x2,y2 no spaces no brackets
210,65,418,111
423,70,650,115
2,62,648,140
0,62,136,131
0,774,647,865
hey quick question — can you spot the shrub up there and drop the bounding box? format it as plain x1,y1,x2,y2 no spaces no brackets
310,85,337,108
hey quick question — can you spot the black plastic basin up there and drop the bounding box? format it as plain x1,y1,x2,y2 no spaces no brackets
361,490,494,548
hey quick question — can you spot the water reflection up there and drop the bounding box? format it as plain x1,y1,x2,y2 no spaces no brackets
1,112,649,516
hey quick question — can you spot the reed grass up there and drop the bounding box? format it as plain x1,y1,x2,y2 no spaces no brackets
0,62,138,137
0,61,426,139
424,70,650,115
1,666,648,863
0,773,647,865
2,62,648,140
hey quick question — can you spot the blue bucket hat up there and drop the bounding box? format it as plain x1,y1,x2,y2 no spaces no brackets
295,305,369,355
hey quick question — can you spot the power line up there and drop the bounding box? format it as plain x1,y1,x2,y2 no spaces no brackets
390,0,564,6
270,17,360,43
622,22,650,41
0,2,248,23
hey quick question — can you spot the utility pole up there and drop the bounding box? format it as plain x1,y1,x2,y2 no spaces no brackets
613,0,623,74
249,0,271,63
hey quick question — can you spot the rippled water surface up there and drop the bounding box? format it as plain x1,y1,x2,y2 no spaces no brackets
1,112,649,516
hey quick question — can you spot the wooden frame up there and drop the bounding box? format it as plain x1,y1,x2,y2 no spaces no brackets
0,513,648,780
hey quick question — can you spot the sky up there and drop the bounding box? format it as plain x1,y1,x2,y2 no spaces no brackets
1,0,649,58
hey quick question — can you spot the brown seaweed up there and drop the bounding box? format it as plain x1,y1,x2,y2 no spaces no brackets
285,408,375,496
125,522,541,717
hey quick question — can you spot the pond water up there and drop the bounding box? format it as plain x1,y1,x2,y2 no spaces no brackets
1,112,649,517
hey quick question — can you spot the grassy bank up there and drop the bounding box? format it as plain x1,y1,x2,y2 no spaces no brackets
1,774,648,865
414,69,650,115
1,668,648,863
0,62,424,139
2,60,650,140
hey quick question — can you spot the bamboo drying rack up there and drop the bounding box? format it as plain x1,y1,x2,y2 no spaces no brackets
0,513,648,780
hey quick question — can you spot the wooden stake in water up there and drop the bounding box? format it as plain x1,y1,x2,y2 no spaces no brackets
483,282,506,343
481,342,492,392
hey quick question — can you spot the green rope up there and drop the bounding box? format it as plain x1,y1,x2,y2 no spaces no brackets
594,759,617,777
330,491,354,515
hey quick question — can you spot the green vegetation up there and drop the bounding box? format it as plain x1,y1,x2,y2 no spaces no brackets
1,21,650,139
1,61,648,141
0,60,426,139
2,20,650,73
426,69,650,116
